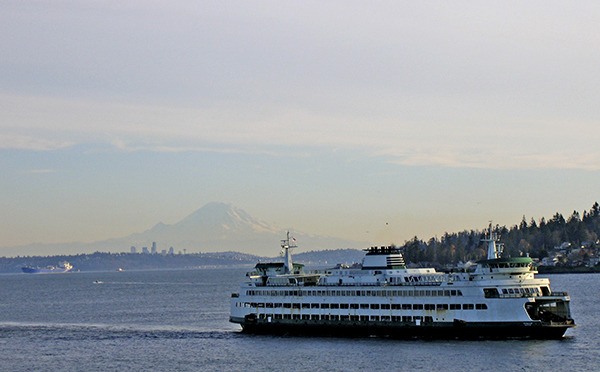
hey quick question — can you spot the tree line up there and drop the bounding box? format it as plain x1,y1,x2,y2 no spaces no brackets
399,202,600,266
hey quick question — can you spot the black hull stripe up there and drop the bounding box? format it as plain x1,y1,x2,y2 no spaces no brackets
231,318,573,339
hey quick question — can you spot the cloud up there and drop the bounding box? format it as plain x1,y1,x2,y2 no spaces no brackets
2,92,600,170
2,2,600,170
22,169,57,174
0,133,73,151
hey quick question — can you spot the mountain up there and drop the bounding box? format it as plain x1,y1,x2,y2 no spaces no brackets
1,202,367,257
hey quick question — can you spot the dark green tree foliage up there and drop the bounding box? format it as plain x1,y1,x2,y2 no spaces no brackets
399,202,600,266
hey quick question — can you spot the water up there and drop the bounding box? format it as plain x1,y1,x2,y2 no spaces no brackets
1,269,598,371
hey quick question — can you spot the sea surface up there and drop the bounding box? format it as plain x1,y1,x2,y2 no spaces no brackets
1,268,598,371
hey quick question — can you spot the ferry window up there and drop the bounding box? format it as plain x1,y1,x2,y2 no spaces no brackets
302,303,310,309
322,303,330,309
370,316,379,321
444,290,451,296
502,289,508,294
402,316,411,322
302,315,310,320
413,304,424,310
370,304,380,310
392,304,401,310
450,304,461,310
476,304,488,310
341,315,350,321
266,303,273,308
360,304,369,309
284,314,291,319
284,303,291,308
424,304,435,310
484,288,499,298
330,304,340,309
311,303,319,308
381,304,391,310
360,316,369,321
424,316,433,323
381,316,391,321
274,303,282,308
340,304,349,309
402,304,412,310
425,290,431,296
437,304,448,310
322,315,330,320
350,304,359,309
311,315,319,320
331,315,340,321
418,290,425,296
463,304,474,310
292,303,300,309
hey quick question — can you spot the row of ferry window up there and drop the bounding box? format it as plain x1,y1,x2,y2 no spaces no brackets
245,289,463,297
241,302,488,310
503,287,540,295
258,314,435,322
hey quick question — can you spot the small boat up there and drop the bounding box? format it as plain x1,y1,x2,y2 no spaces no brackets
21,261,73,274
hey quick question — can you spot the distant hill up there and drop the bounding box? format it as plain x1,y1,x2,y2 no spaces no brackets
0,248,366,274
400,202,600,268
0,202,367,257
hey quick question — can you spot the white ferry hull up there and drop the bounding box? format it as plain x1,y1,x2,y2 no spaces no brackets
229,232,575,340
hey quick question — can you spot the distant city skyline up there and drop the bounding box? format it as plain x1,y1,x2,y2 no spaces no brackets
1,1,600,256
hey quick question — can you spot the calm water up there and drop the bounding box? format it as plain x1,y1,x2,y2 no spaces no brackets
0,268,598,371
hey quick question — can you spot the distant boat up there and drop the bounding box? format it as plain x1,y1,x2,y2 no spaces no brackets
21,261,73,274
116,267,124,272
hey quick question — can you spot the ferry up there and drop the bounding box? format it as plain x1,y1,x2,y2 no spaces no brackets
230,227,575,339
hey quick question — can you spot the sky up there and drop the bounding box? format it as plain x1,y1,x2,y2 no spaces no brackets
1,1,600,256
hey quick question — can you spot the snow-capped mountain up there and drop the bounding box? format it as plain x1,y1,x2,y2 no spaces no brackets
122,202,364,255
2,202,366,256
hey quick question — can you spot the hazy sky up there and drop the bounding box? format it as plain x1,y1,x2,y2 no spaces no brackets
2,1,600,255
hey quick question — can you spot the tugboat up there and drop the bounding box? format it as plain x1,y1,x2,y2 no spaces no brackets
230,227,575,339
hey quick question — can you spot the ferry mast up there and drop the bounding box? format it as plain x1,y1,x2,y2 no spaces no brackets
481,223,503,259
281,231,297,274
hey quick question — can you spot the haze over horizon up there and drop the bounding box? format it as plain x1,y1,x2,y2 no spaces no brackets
2,1,600,256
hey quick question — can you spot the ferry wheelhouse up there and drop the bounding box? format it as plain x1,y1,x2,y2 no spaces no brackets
230,228,575,339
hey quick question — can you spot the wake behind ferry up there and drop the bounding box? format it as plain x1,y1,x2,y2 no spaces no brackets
230,227,575,339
